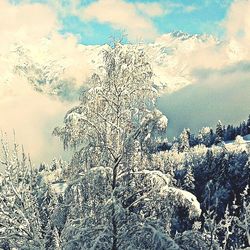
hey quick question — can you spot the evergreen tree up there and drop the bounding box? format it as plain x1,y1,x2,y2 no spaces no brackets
247,114,250,134
236,185,250,247
240,121,248,136
226,124,236,141
0,138,53,248
183,165,195,192
197,127,213,147
178,128,190,152
215,120,224,144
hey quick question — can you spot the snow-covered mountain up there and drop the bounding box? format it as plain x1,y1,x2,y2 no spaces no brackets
145,31,220,93
2,29,250,102
0,32,224,100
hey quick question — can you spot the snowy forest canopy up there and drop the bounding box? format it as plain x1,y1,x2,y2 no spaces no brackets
0,43,249,250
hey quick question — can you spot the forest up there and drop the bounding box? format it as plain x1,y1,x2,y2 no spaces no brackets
0,43,249,250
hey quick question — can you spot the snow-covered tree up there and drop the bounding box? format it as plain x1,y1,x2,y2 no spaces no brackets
183,165,195,192
178,128,190,152
175,221,211,250
197,127,214,147
235,135,245,146
215,120,224,143
0,135,69,249
236,185,250,247
54,43,201,249
0,136,58,249
247,115,250,134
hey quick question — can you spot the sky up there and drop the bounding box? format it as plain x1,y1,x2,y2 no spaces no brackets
58,0,232,44
10,0,233,44
0,0,250,163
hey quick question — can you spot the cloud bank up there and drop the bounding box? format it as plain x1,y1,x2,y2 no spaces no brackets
0,78,72,163
158,62,250,138
0,0,90,164
0,0,58,46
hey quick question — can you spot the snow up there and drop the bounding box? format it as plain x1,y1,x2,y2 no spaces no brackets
170,188,201,218
157,115,168,130
160,186,201,218
51,181,68,194
225,135,250,152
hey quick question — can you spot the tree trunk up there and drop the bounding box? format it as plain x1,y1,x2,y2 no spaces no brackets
111,208,118,250
111,156,121,250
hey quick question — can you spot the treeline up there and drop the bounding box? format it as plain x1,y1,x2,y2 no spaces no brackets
156,119,250,249
159,115,250,152
214,116,250,142
164,141,250,249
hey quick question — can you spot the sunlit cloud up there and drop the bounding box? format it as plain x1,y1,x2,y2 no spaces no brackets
0,0,58,47
0,0,90,163
0,77,72,164
135,2,165,17
223,0,250,59
79,0,162,41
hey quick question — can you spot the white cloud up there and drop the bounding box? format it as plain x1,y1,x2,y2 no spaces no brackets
80,0,161,41
136,2,164,17
24,33,94,87
223,0,250,59
183,5,198,13
0,0,92,164
0,77,72,164
163,2,198,14
153,0,250,76
0,0,58,47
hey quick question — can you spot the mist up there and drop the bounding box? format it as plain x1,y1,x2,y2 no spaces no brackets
158,62,250,139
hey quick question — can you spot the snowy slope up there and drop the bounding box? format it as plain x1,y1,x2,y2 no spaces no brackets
225,135,250,152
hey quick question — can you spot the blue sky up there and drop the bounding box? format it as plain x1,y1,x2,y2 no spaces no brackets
61,0,232,44
11,0,233,44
